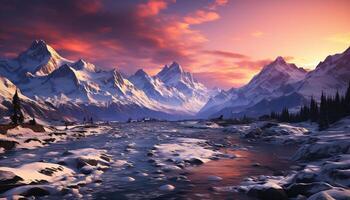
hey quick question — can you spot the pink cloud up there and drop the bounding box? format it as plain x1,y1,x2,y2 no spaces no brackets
137,0,169,17
184,10,220,25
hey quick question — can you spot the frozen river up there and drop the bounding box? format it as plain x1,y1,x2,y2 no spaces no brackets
0,122,296,199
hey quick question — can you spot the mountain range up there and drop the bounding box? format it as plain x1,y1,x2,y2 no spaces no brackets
199,47,350,118
0,40,213,122
0,40,349,122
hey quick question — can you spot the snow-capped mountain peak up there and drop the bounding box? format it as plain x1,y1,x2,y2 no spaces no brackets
134,69,149,78
71,59,96,72
168,61,183,73
250,56,306,86
156,61,198,88
16,40,71,76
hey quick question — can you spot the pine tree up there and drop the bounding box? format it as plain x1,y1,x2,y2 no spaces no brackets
319,92,329,130
334,90,342,121
10,90,24,125
309,96,319,122
29,116,36,125
280,107,290,122
345,81,350,115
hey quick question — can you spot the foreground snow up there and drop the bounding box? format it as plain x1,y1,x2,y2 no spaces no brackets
0,148,112,198
218,117,350,199
151,137,223,168
0,125,112,152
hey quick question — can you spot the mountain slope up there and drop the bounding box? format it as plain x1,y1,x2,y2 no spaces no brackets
199,47,350,119
199,57,307,117
129,63,210,113
295,47,350,98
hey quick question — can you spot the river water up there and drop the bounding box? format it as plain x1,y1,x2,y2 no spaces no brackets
0,122,296,199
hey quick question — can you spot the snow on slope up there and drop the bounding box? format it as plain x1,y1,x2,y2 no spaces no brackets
199,57,307,117
153,62,210,112
295,47,350,98
129,64,211,113
0,40,71,82
0,40,213,121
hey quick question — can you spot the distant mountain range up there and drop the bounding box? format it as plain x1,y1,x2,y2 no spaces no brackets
198,47,350,119
0,40,349,122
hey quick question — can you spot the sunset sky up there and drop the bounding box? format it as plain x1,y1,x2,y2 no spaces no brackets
0,0,349,89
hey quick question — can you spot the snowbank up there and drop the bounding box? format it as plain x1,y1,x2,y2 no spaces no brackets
151,137,222,170
220,117,350,199
0,125,112,153
0,148,113,198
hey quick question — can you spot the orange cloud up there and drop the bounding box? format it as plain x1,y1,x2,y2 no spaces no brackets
209,0,229,10
202,50,249,59
184,10,220,25
137,0,169,17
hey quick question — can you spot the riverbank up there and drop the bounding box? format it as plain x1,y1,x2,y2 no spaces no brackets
215,117,350,200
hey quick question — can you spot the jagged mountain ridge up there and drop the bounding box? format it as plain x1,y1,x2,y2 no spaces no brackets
0,40,211,122
199,48,350,119
199,56,308,117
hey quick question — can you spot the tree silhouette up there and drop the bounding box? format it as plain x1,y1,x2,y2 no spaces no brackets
10,90,24,125
268,81,350,130
319,92,329,130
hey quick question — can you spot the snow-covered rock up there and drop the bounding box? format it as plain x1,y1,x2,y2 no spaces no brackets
159,184,175,191
152,137,221,168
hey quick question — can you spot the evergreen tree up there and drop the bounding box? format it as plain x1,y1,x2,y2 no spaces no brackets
309,96,319,122
280,107,290,122
29,116,36,125
10,90,24,125
319,92,329,130
334,90,342,121
345,81,350,115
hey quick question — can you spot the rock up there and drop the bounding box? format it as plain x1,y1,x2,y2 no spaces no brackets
0,139,18,150
0,170,23,185
244,128,263,139
80,166,94,175
252,163,261,167
138,172,148,177
248,187,288,200
162,165,182,172
76,158,98,168
214,143,224,148
0,170,24,193
159,184,175,191
261,123,278,130
120,177,135,182
168,175,189,182
307,188,350,200
24,138,42,143
187,158,204,165
100,155,111,162
147,151,154,157
207,175,223,181
22,187,50,197
286,182,333,198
